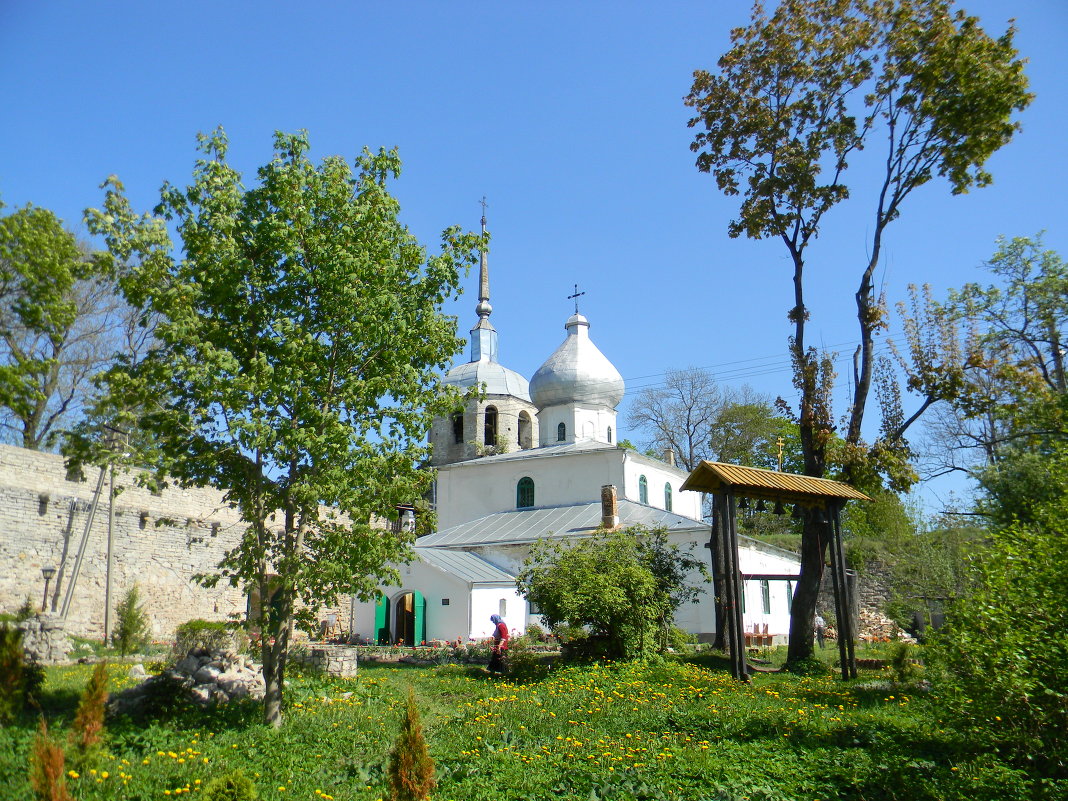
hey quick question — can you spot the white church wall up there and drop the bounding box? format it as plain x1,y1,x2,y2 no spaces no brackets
435,449,625,530
737,540,801,636
471,585,527,639
623,453,702,519
536,403,616,447
349,558,471,644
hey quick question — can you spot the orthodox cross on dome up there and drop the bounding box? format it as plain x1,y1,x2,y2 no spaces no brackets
568,284,586,314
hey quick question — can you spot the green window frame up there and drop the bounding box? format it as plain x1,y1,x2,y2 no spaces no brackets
639,475,648,504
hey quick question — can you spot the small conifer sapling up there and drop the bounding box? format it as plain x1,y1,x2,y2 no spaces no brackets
386,687,436,801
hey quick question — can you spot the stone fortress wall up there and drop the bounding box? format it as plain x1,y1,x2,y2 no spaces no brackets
0,444,248,639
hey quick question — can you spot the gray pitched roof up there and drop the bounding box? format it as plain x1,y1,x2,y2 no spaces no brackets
413,547,515,584
417,499,709,549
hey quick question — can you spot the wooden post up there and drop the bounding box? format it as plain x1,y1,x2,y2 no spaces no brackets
832,503,857,678
724,492,749,681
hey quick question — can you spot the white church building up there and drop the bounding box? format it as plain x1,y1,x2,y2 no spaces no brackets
350,226,800,646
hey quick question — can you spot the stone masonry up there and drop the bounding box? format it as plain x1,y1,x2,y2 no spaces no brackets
0,444,248,639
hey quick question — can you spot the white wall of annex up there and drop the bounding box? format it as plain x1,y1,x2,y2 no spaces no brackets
349,558,471,643
471,586,528,638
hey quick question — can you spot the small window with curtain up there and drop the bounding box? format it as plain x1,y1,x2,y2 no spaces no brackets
664,482,672,511
786,581,794,613
516,476,535,508
557,422,566,441
607,425,613,443
761,580,771,615
639,475,648,504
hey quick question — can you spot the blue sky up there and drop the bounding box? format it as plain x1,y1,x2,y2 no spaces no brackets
2,1,1065,507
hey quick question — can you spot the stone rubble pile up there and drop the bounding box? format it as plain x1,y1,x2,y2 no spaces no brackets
17,614,72,664
108,647,265,716
857,609,916,643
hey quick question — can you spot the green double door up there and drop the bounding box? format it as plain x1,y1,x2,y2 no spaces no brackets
374,590,425,645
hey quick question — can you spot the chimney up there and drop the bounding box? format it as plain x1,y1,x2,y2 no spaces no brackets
664,448,676,467
601,485,619,530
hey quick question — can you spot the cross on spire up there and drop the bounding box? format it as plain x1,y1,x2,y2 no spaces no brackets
568,284,586,314
480,196,488,230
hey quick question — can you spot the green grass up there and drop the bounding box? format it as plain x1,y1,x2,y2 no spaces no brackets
0,655,1051,801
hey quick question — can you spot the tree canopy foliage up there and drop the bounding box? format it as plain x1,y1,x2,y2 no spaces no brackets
81,129,481,725
0,203,127,450
516,526,706,659
685,0,1031,664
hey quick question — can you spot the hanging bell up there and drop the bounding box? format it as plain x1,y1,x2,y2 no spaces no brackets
755,499,767,512
773,499,786,515
738,497,749,509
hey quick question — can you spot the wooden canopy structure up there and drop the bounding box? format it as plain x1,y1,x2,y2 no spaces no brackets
681,461,871,681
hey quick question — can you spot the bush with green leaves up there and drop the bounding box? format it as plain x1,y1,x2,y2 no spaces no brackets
0,623,44,724
929,488,1068,778
113,584,151,656
173,619,246,658
516,525,706,659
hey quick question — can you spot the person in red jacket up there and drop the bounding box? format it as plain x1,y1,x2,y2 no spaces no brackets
488,614,509,674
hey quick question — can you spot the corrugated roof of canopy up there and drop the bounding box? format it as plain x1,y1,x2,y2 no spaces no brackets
679,461,871,504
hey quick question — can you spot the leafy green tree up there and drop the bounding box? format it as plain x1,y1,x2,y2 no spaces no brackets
112,584,150,657
516,526,706,659
928,447,1068,778
84,128,479,726
685,0,1031,665
0,204,122,450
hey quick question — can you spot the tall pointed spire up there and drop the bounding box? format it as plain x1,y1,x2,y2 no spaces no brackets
470,198,497,362
477,197,491,318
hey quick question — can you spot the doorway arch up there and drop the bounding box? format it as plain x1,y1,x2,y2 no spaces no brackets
393,590,426,645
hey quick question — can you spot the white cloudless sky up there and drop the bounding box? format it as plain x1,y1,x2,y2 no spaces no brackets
2,1,1065,509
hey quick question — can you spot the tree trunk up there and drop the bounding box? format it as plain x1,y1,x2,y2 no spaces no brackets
786,512,826,664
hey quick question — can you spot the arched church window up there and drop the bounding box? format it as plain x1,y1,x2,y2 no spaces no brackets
451,412,464,444
607,425,613,444
664,482,672,512
638,475,648,504
557,422,566,442
517,477,535,508
518,411,532,449
484,406,498,446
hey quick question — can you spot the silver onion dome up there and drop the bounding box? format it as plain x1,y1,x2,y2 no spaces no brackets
529,313,624,410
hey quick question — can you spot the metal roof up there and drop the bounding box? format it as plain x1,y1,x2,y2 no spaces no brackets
443,359,532,401
417,499,708,549
679,461,871,505
413,547,515,584
439,439,616,468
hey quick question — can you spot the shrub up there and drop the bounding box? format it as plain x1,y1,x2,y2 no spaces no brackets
113,584,151,656
202,769,258,801
28,718,70,801
386,687,435,801
928,491,1068,778
0,623,43,723
173,619,246,657
516,526,706,659
68,661,108,765
524,621,545,642
16,596,38,621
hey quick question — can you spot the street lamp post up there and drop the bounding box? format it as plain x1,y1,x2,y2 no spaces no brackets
41,566,56,612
